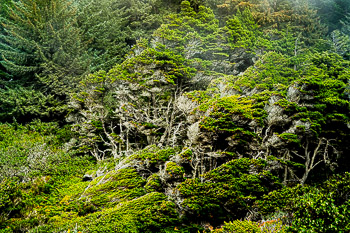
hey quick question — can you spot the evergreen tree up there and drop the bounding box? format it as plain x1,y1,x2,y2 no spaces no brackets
0,0,13,81
216,0,260,23
340,12,350,35
309,0,350,33
216,0,326,52
0,86,66,122
77,0,171,72
330,30,350,59
224,8,259,49
69,42,196,160
0,0,89,97
77,0,130,72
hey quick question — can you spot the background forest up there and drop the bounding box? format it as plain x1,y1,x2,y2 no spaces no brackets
0,0,349,232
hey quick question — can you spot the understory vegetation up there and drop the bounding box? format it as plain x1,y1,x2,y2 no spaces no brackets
0,0,349,232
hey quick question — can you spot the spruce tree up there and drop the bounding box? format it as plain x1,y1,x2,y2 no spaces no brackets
0,0,89,97
330,30,350,59
340,13,350,35
310,0,350,33
0,0,13,81
77,0,171,72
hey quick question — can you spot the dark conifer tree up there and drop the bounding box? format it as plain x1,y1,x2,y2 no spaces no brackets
0,0,90,97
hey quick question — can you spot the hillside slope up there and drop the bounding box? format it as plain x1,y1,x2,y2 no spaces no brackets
0,1,349,232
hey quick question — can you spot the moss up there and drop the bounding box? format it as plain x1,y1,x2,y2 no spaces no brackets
178,148,193,162
165,162,185,179
145,174,163,193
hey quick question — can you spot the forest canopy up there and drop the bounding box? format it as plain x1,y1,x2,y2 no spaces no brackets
0,0,349,232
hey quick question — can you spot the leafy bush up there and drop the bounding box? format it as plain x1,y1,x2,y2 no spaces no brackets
41,192,180,233
0,86,66,123
255,185,306,218
178,158,281,224
81,168,146,208
289,173,350,232
0,179,26,226
213,219,287,233
214,220,260,233
0,121,92,182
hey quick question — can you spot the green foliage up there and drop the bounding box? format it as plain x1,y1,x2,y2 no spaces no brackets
0,1,350,232
178,148,193,162
274,99,306,113
0,86,66,123
213,219,287,233
278,133,300,144
234,52,298,92
217,0,326,48
308,52,348,78
310,0,350,33
145,174,163,193
214,220,260,233
330,30,350,59
0,120,95,231
110,46,196,85
255,185,306,217
224,8,260,49
71,45,195,158
0,0,89,97
189,91,269,154
128,146,176,168
82,168,146,208
165,162,185,179
41,192,180,233
0,121,93,181
292,53,350,140
0,179,26,226
254,174,350,232
289,173,350,232
153,0,226,64
77,0,171,72
0,0,11,16
199,95,256,131
259,28,307,60
178,158,281,223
